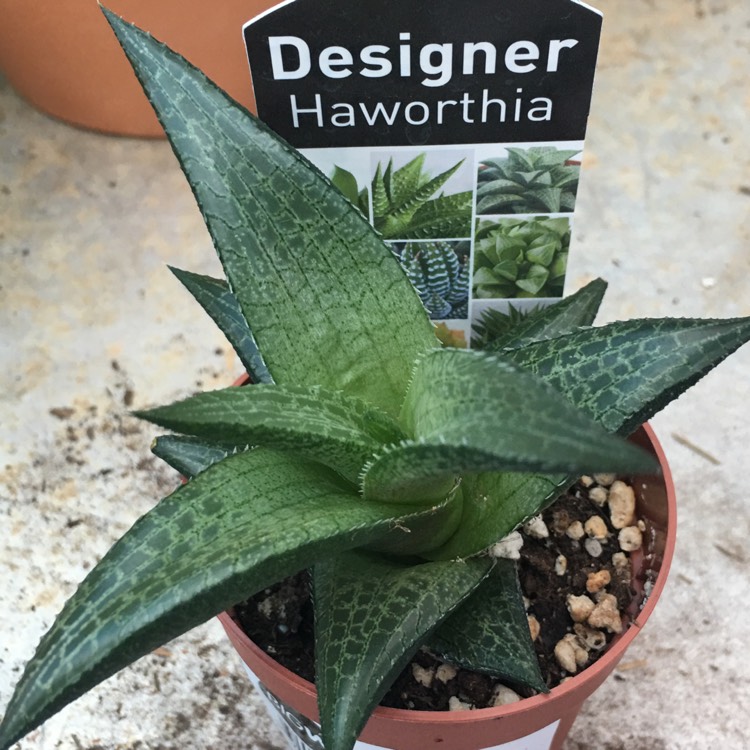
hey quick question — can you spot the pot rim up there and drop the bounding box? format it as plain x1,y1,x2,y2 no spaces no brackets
219,420,676,727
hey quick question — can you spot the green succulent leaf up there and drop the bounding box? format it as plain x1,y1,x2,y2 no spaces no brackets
103,9,435,417
430,471,568,560
314,551,492,750
373,156,471,240
0,450,446,750
151,434,248,478
397,192,473,240
472,278,608,350
502,317,750,435
134,384,405,483
362,348,657,503
169,267,273,384
330,166,361,206
430,559,547,692
435,315,750,559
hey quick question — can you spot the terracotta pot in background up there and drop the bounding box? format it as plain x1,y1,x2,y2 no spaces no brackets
0,0,273,137
219,423,676,750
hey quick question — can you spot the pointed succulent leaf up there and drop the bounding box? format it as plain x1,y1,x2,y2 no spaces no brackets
430,559,547,692
330,166,361,206
151,434,249,478
504,317,750,435
474,278,607,350
428,470,568,560
0,450,444,750
400,192,473,239
134,384,405,483
434,315,750,559
362,348,656,503
169,267,273,384
104,9,435,417
390,153,426,204
370,161,390,219
314,551,492,750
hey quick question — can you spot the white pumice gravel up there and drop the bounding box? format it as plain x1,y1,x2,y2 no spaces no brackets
608,480,636,529
411,663,435,688
579,475,595,487
489,530,524,559
555,634,588,672
491,685,522,706
574,623,607,651
448,696,473,711
588,486,609,506
527,614,541,642
554,637,578,673
523,515,549,539
435,664,458,683
555,554,568,576
566,520,585,540
618,525,643,552
593,473,617,486
587,593,623,633
584,515,608,540
586,569,612,594
567,594,596,622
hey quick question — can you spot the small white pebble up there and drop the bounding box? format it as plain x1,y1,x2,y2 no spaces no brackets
586,569,611,594
701,276,717,289
411,663,435,688
593,473,617,487
554,637,578,673
448,696,473,711
523,515,549,539
556,634,587,671
584,515,608,540
587,593,623,634
528,615,541,642
612,551,630,572
584,538,603,558
619,526,643,552
580,475,595,487
491,685,522,706
555,554,568,576
567,594,596,623
490,531,524,560
589,486,608,506
638,519,646,532
435,664,458,683
574,623,607,651
566,521,585,540
608,480,636,529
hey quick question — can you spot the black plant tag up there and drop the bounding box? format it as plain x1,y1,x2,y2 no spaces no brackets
244,0,602,345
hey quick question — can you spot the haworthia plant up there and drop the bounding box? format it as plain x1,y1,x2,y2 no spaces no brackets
476,146,580,215
392,240,470,319
473,216,570,299
329,165,370,218
372,154,473,239
2,10,750,750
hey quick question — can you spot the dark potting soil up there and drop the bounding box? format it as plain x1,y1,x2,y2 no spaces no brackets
234,478,640,711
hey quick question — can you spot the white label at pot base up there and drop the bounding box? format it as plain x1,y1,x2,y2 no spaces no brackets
241,663,559,750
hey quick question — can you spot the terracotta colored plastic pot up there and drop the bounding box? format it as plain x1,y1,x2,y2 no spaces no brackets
0,0,273,137
218,422,676,750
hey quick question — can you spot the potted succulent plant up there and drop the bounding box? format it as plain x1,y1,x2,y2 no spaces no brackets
1,10,749,750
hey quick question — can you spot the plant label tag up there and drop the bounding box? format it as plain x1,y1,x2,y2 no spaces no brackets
244,0,602,346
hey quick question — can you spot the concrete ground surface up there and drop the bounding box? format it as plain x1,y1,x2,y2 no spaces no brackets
1,0,748,748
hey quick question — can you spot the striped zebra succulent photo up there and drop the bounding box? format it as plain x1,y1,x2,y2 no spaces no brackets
391,240,470,319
